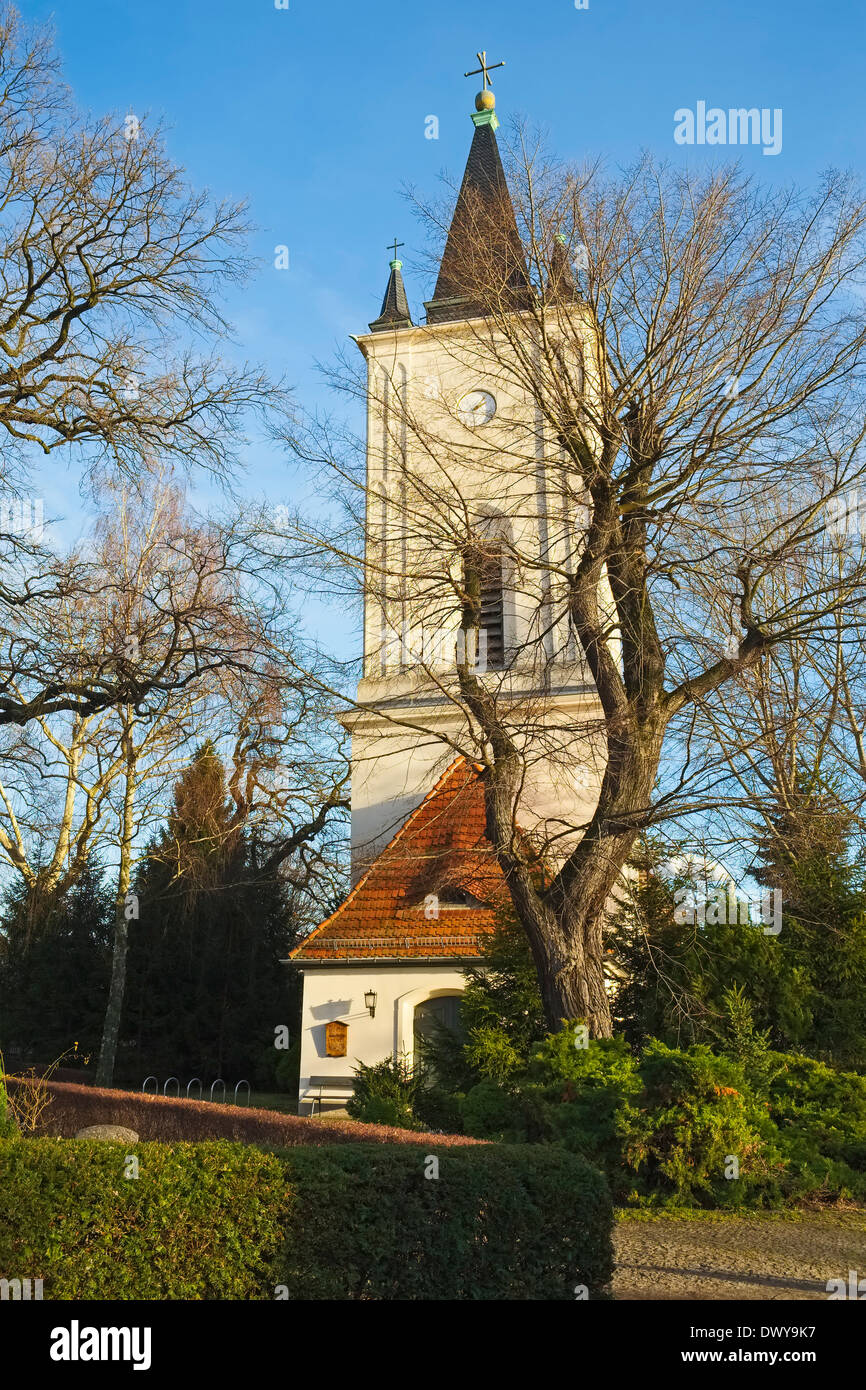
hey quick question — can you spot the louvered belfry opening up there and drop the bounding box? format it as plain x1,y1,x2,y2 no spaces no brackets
463,539,505,669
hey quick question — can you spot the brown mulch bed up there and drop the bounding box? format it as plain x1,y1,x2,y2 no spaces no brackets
4,1076,481,1148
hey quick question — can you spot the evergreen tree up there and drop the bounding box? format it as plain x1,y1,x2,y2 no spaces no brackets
750,781,866,1068
417,909,547,1089
0,861,113,1065
609,842,788,1052
119,742,303,1086
611,802,866,1069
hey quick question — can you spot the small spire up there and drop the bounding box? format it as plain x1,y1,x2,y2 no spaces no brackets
369,240,413,332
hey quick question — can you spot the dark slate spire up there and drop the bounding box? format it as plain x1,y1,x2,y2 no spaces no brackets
425,87,531,325
369,246,413,332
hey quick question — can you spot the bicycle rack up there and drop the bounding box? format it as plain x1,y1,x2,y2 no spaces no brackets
141,1075,247,1105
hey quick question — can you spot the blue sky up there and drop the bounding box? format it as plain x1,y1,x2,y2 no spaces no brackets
12,0,865,878
30,0,866,465
22,0,866,595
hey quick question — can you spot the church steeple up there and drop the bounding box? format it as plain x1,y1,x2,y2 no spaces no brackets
369,239,413,332
425,53,531,326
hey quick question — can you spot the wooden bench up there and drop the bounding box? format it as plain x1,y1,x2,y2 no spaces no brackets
302,1075,356,1116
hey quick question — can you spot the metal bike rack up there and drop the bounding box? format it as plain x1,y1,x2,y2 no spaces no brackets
234,1079,251,1106
186,1077,203,1100
163,1076,180,1097
210,1078,226,1103
141,1076,158,1095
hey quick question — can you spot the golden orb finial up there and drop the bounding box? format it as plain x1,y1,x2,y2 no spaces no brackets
465,51,505,111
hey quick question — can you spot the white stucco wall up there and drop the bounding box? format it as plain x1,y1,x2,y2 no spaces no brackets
295,962,469,1114
343,310,610,879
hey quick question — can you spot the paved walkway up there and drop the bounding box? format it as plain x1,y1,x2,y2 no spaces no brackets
613,1213,866,1300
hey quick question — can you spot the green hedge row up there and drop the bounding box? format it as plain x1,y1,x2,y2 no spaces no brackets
0,1139,290,1299
454,1038,866,1208
0,1138,613,1300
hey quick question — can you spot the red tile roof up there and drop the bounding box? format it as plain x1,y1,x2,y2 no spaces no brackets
292,758,511,961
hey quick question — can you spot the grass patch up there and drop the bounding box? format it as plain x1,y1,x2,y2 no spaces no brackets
615,1205,866,1226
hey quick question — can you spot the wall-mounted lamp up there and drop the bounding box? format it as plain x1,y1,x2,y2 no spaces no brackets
364,989,377,1018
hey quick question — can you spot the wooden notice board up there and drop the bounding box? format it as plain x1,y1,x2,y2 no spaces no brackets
325,1020,348,1057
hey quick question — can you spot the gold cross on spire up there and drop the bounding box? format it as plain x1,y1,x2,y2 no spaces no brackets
464,50,505,92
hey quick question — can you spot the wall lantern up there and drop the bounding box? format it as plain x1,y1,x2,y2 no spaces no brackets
364,989,377,1018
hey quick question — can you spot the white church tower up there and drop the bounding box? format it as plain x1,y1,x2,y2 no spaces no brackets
291,58,605,1115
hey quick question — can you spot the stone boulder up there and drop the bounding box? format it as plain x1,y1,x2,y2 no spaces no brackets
74,1124,139,1143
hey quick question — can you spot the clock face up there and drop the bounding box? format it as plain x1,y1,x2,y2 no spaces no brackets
457,389,496,428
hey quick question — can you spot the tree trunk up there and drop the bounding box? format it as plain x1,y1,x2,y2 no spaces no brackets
96,902,130,1088
489,719,667,1037
96,715,136,1088
506,851,616,1036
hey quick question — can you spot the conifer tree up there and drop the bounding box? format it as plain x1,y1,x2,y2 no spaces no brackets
0,860,112,1064
120,742,302,1085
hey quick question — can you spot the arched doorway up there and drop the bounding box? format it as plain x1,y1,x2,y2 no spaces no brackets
413,993,464,1075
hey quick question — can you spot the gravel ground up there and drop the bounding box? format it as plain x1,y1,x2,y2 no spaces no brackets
613,1212,866,1300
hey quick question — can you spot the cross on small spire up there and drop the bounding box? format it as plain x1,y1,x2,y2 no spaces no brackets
464,50,505,92
388,237,405,262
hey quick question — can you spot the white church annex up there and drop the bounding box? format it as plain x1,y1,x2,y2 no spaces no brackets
291,56,606,1115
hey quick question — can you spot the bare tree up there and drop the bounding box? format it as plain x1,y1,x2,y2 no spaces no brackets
289,144,866,1035
0,3,278,725
62,484,349,1085
0,471,349,1080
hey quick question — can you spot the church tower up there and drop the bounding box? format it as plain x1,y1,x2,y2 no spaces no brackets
345,58,604,879
291,58,605,1114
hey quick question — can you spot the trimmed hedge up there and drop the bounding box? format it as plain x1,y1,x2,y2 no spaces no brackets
0,1139,291,1299
0,1137,613,1300
275,1142,613,1300
4,1077,481,1147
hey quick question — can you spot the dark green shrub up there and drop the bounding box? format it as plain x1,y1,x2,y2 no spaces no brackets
767,1052,866,1162
463,1025,527,1085
354,1095,412,1128
0,1138,292,1299
526,1030,639,1089
526,1035,641,1182
348,1055,421,1130
413,1085,465,1134
0,1063,17,1137
275,1142,613,1300
624,1041,785,1207
461,1080,527,1140
763,1052,866,1201
273,1039,301,1094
